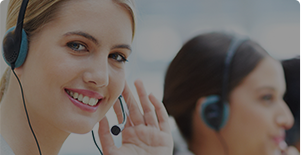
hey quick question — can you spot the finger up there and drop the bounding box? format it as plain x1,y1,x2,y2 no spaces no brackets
149,93,171,133
122,81,144,125
285,146,299,155
113,98,123,124
98,116,116,153
134,79,159,128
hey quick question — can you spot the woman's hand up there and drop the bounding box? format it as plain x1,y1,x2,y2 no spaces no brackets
275,141,299,155
98,79,174,155
281,146,299,155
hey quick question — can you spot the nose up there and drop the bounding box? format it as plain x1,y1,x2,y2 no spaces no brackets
83,57,109,88
276,100,294,130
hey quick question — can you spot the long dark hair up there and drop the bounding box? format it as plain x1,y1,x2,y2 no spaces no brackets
163,32,269,142
282,57,300,146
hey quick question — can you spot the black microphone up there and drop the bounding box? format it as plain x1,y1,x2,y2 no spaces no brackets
111,95,127,136
92,95,128,155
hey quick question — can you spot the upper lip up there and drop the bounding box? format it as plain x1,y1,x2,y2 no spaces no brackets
65,88,103,99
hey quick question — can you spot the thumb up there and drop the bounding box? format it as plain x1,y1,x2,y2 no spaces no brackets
98,116,116,154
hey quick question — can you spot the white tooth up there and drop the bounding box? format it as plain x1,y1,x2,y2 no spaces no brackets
70,91,74,96
78,94,83,101
73,92,78,99
89,98,96,106
83,96,90,104
94,99,99,105
66,90,70,94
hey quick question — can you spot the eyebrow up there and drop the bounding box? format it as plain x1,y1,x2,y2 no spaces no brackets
111,44,132,53
256,86,286,96
63,31,132,52
64,31,99,45
256,86,275,91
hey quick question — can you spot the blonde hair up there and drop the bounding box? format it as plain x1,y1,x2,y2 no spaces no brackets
0,0,136,102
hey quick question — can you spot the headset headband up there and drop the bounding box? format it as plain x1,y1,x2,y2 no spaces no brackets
220,35,249,106
15,0,29,40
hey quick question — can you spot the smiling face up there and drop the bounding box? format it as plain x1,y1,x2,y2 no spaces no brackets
222,57,294,155
17,0,133,133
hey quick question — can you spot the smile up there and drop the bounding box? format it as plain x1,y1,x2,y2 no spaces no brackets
66,89,100,106
64,88,103,113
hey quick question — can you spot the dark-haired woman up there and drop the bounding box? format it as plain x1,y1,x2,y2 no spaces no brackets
163,32,298,155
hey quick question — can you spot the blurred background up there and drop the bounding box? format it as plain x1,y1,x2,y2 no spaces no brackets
0,0,299,154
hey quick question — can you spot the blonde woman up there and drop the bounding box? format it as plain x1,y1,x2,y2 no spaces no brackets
0,0,173,155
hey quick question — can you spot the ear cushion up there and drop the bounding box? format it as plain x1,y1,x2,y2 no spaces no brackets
200,95,230,131
2,26,28,68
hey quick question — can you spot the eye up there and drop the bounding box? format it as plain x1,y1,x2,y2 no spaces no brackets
67,42,88,52
109,53,128,63
260,94,274,105
262,94,272,101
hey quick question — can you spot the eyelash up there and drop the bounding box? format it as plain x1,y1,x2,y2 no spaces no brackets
67,42,88,52
261,94,274,103
109,53,128,63
67,42,128,63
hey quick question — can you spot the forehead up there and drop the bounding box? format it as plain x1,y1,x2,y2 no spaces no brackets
235,57,286,93
38,0,133,43
58,0,128,17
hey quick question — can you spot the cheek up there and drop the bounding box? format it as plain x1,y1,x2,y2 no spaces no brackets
22,42,78,115
25,41,71,83
94,68,125,121
223,97,274,154
108,67,126,97
229,103,270,135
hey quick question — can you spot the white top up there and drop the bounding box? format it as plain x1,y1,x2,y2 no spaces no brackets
0,134,15,155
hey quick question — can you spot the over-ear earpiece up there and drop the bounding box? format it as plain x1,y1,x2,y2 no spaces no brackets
200,95,230,131
110,95,127,136
2,26,28,69
2,0,29,70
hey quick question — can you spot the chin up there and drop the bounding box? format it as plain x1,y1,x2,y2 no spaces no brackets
70,126,94,134
60,118,98,134
263,146,276,155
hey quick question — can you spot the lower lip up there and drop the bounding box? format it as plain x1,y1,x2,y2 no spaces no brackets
65,91,101,113
273,137,285,146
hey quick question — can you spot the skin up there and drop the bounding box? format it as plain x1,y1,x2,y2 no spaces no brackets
0,0,173,155
190,57,295,155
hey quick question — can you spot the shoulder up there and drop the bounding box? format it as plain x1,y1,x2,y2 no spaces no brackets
0,134,15,155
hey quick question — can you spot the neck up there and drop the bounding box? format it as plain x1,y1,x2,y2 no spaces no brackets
0,74,69,155
189,132,228,155
189,110,229,155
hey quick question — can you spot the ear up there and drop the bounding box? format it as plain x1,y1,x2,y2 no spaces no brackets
192,97,212,133
193,96,207,123
195,95,221,126
195,97,207,114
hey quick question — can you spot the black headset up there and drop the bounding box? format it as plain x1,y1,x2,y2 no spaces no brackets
200,35,248,131
2,0,127,154
2,0,29,70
